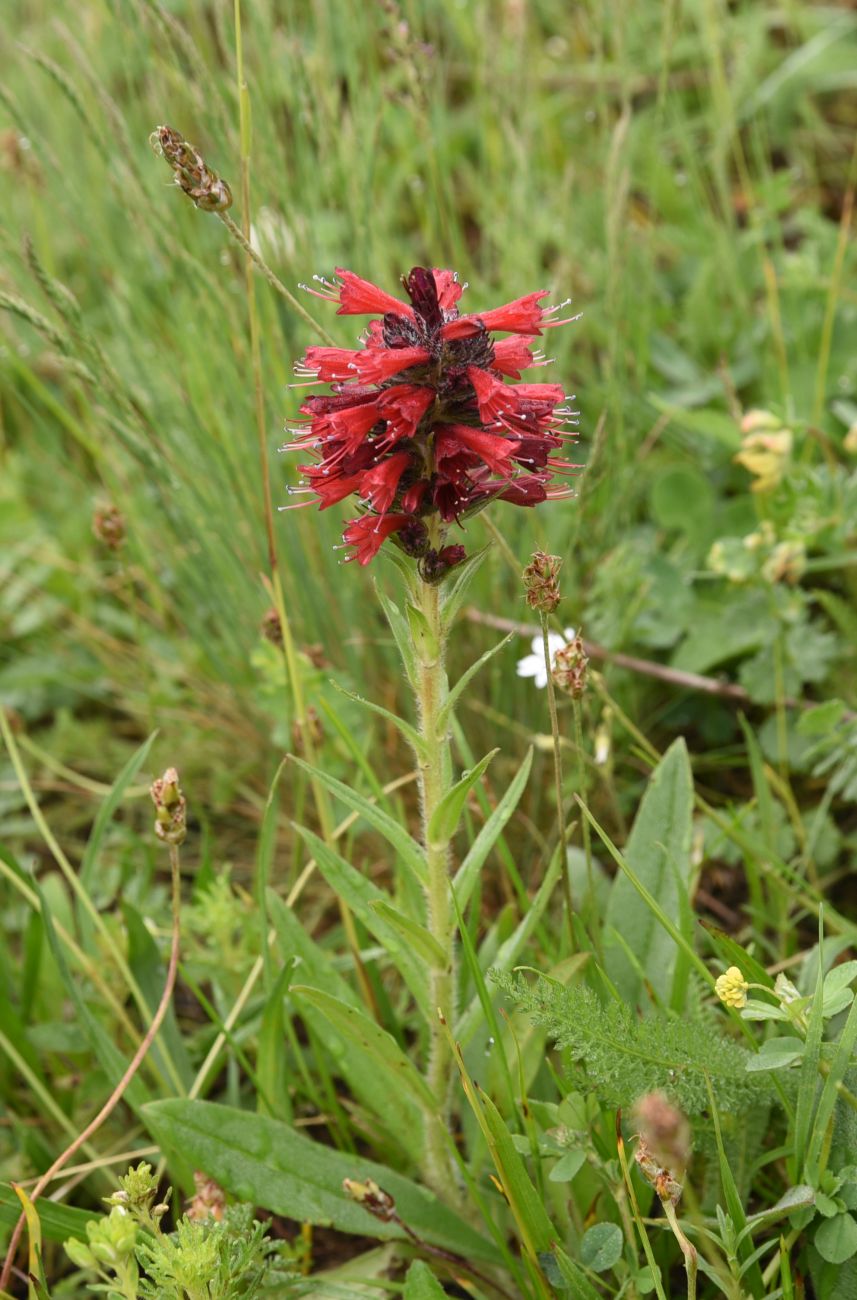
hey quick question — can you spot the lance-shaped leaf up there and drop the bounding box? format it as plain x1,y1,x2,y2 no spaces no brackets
427,749,498,849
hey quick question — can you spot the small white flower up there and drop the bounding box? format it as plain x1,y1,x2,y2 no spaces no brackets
516,628,575,689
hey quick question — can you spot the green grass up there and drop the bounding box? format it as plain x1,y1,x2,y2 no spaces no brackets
2,1,857,1296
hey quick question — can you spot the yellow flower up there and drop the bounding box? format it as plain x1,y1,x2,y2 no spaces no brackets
734,429,793,493
715,966,749,1009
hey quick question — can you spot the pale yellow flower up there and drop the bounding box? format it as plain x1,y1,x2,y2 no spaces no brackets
715,966,749,1009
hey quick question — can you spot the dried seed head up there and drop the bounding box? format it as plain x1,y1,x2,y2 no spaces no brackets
552,633,588,699
261,606,283,647
342,1178,396,1222
151,124,232,212
186,1172,226,1223
522,551,562,613
634,1136,684,1206
715,965,749,1009
150,767,187,846
92,504,126,550
633,1091,691,1177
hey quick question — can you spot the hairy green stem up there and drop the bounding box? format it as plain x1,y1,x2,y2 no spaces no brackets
414,576,457,1195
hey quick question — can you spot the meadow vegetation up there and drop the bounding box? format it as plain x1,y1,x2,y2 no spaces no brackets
2,1,857,1296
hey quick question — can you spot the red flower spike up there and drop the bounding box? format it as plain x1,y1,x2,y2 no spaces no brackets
287,265,578,567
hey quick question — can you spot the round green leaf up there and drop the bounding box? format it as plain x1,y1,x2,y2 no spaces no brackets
650,467,714,533
580,1222,623,1273
549,1150,586,1183
815,1212,857,1265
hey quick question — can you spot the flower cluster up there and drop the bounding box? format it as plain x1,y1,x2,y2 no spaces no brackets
283,267,579,573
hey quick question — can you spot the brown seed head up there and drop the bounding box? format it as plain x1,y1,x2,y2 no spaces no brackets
93,504,126,550
522,551,562,613
634,1136,684,1207
151,124,233,212
261,607,283,647
552,633,588,698
150,766,187,846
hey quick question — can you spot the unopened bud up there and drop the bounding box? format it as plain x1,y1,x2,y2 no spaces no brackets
552,633,588,699
419,544,467,584
150,767,187,846
522,551,562,613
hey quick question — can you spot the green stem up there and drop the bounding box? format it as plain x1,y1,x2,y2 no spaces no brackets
540,614,574,945
414,576,457,1195
572,697,594,908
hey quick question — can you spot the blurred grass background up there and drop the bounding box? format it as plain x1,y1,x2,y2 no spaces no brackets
1,0,856,861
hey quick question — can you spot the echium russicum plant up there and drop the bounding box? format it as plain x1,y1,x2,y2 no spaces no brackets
285,265,579,1196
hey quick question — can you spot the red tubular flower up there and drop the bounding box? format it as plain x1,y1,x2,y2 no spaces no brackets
285,265,579,572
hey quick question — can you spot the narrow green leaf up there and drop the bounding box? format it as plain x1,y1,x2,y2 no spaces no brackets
374,586,417,688
427,749,498,848
453,747,533,912
602,738,695,1007
292,986,435,1129
78,731,157,891
330,679,426,758
144,1099,497,1263
256,961,295,1122
124,901,192,1091
288,755,426,884
403,1260,447,1298
475,1086,556,1260
368,900,446,968
0,1184,90,1242
291,825,430,1020
699,922,773,990
436,633,514,734
406,601,438,661
704,1076,765,1298
794,918,827,1174
440,545,490,632
806,986,857,1180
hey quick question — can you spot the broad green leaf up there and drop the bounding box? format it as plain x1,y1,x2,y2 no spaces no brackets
288,755,426,884
548,1150,586,1183
745,1037,804,1072
603,738,695,1007
144,1100,497,1262
0,1184,90,1243
427,749,498,848
823,961,857,997
291,986,435,1143
291,825,430,1020
453,747,533,912
815,1213,857,1265
581,1221,624,1272
436,633,514,734
403,1260,446,1298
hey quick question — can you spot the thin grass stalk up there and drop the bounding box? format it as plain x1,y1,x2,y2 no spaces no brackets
230,0,372,1013
539,613,574,945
